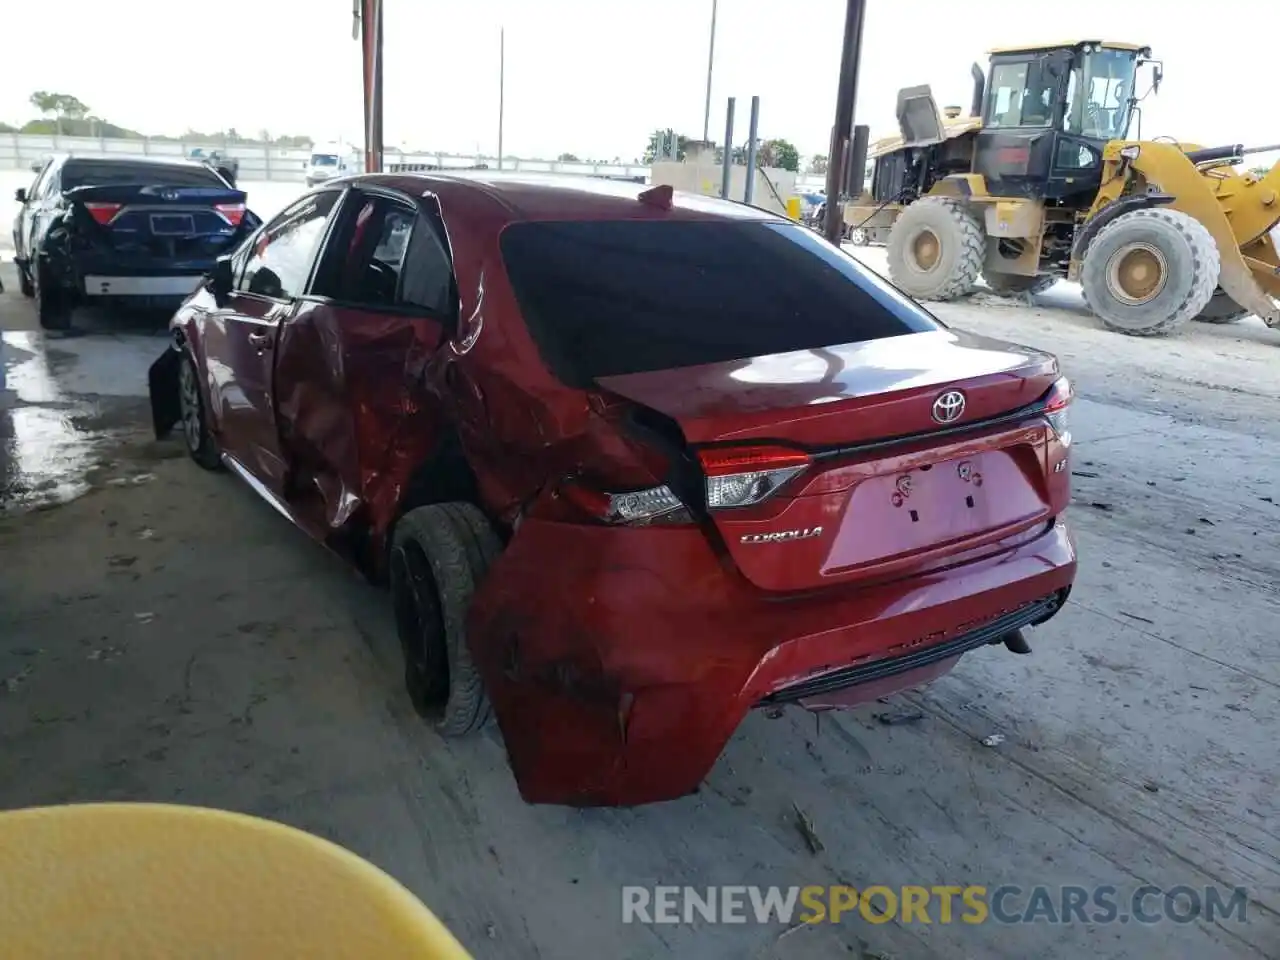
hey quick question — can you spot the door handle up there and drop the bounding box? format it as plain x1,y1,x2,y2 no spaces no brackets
247,331,272,349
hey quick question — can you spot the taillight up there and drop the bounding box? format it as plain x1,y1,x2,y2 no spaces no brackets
83,202,123,225
559,480,691,526
698,445,811,510
214,203,246,226
1043,376,1072,446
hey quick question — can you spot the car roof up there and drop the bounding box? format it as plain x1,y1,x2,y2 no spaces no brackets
357,171,781,225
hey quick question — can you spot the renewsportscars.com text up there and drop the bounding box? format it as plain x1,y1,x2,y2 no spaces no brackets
621,884,1250,926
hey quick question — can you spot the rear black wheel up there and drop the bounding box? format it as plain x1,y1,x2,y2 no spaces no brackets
33,262,71,331
389,502,500,737
985,272,1058,297
17,265,34,298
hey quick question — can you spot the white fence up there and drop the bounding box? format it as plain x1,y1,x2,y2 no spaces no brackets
0,132,829,193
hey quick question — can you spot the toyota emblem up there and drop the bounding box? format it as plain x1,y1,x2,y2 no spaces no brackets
931,390,966,424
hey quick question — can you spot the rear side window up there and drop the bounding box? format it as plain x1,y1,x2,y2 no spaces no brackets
61,161,226,190
499,219,941,387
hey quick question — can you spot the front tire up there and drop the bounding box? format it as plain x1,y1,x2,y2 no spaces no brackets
389,503,500,737
1080,208,1219,337
178,351,222,470
886,197,985,301
1193,288,1249,324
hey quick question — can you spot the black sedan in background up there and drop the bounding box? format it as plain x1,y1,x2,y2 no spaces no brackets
12,155,260,330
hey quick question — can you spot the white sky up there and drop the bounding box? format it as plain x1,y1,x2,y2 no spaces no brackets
2,0,1278,165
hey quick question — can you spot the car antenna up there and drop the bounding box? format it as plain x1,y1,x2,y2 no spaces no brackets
637,183,674,210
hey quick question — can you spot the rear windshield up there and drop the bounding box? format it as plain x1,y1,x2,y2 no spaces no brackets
311,155,340,166
62,160,225,190
499,219,942,387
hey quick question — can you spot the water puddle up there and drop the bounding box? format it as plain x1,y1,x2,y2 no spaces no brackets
1,330,140,514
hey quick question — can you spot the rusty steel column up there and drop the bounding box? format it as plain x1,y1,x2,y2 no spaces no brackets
358,0,384,173
823,0,867,244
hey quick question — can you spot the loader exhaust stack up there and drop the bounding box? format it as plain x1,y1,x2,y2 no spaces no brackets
969,63,985,118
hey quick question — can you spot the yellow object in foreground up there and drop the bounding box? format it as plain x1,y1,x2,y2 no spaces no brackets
0,802,474,959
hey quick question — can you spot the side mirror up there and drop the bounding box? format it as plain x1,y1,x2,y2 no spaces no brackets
1153,66,1163,94
15,188,27,203
210,256,233,304
29,161,42,173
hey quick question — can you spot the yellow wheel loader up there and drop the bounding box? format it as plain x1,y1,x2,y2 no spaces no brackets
844,40,1280,337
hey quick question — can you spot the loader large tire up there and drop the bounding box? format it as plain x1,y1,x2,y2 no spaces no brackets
887,198,985,301
984,272,1059,298
1194,289,1249,324
389,502,500,737
1080,208,1219,337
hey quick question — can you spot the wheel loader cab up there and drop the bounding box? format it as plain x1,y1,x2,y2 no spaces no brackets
973,42,1146,203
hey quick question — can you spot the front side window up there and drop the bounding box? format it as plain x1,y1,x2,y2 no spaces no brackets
500,219,940,388
316,195,454,314
1070,49,1137,140
28,160,52,198
240,191,340,299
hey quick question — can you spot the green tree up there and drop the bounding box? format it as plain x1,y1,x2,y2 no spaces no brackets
761,138,800,172
644,129,690,163
557,152,581,162
28,91,91,135
808,154,829,174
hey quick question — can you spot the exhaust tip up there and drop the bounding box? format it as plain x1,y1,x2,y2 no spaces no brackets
1003,629,1032,655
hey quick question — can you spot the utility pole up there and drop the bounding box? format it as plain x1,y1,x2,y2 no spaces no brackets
823,0,867,244
702,0,718,143
497,28,506,170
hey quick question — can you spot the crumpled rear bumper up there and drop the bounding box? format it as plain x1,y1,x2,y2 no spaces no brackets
468,517,1077,807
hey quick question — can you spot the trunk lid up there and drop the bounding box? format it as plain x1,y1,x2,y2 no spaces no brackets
596,329,1057,446
597,329,1063,592
68,184,250,259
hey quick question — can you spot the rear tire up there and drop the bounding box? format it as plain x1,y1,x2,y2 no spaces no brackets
17,265,34,298
389,502,500,737
886,197,985,301
985,272,1058,297
34,262,71,331
1080,208,1219,337
1193,288,1249,324
178,351,222,470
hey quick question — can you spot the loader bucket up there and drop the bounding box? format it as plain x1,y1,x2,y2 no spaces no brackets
895,84,947,149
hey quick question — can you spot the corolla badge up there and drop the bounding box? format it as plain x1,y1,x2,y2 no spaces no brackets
931,389,966,424
740,526,823,544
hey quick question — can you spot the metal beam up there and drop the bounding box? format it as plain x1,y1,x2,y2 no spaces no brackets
720,97,736,199
823,0,867,244
358,0,384,173
702,0,718,143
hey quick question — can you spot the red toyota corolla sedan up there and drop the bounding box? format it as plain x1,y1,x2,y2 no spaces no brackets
148,173,1077,806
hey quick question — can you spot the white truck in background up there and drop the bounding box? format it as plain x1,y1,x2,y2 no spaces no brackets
304,143,362,187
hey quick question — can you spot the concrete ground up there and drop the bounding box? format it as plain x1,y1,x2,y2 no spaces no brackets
1,226,1278,957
